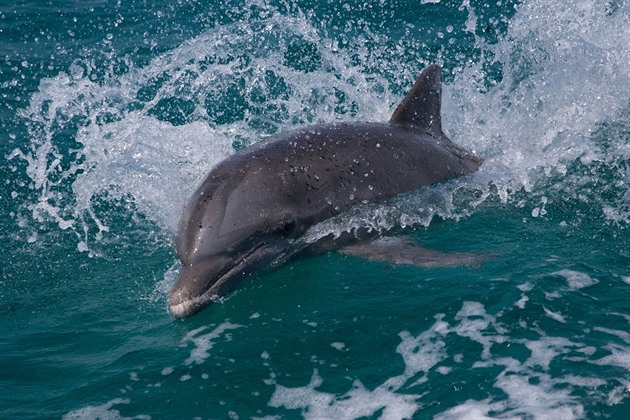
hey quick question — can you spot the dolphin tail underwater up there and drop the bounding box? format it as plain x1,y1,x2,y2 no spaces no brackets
168,64,483,318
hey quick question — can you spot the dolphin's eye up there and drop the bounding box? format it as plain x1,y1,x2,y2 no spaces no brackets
282,220,295,232
280,219,296,235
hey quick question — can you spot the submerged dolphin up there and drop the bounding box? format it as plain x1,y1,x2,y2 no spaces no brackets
169,65,481,318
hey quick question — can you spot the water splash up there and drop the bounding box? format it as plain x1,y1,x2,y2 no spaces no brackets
445,0,630,226
13,3,392,251
12,0,630,253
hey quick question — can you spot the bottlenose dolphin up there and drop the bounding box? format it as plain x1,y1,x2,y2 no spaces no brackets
169,65,482,318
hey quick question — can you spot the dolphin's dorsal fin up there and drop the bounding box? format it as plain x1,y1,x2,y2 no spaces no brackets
389,64,444,137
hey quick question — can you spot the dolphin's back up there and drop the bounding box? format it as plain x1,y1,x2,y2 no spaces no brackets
243,122,479,220
177,121,480,263
177,66,482,264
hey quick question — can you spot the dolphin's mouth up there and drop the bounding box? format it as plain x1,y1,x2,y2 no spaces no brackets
168,243,276,318
169,289,220,319
168,254,251,318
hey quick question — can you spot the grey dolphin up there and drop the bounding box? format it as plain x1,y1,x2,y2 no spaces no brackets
169,65,481,318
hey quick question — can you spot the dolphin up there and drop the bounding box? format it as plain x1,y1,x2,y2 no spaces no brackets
168,65,482,318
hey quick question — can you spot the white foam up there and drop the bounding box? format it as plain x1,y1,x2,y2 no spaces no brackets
270,300,589,418
436,366,452,375
268,370,422,419
394,316,450,387
543,306,566,323
592,343,630,370
493,373,584,419
269,293,630,418
514,295,528,309
551,269,599,290
594,327,630,344
269,303,488,416
606,380,630,406
522,336,577,371
62,398,149,420
268,313,460,417
446,334,589,418
181,322,243,366
452,301,505,360
330,342,346,351
72,116,233,232
434,398,509,420
611,312,630,324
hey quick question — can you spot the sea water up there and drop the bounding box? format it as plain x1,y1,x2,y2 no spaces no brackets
1,0,630,418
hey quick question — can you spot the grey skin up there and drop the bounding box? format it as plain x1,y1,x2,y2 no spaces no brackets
169,65,482,318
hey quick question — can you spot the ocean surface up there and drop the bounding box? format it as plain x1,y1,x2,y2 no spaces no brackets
2,0,630,418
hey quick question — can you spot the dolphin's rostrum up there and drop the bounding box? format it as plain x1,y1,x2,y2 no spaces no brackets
169,65,482,318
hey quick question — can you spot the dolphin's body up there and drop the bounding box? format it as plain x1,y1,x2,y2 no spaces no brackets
169,65,481,318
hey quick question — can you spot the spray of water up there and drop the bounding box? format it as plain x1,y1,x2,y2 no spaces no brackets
11,0,630,253
445,0,630,223
11,4,392,252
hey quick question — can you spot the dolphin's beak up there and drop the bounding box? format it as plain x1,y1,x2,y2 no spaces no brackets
168,257,233,318
168,242,283,318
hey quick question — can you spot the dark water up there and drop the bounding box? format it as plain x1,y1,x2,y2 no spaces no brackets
2,0,630,418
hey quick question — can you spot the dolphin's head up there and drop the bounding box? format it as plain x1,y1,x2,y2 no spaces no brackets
168,241,280,318
168,166,297,318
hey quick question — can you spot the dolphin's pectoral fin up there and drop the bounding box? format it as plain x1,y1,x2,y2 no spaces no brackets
339,237,492,268
389,64,444,138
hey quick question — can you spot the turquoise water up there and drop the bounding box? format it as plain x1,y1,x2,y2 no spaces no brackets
2,0,630,418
